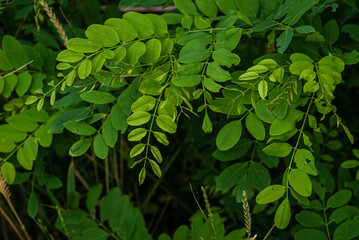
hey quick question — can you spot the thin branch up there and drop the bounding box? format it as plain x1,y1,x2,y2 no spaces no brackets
0,204,25,240
0,60,33,79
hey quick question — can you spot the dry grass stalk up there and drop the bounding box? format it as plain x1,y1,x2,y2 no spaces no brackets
242,190,252,240
0,174,32,240
39,0,68,46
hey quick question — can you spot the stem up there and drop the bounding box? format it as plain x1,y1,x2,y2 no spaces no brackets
0,204,25,240
322,200,332,240
285,94,315,195
5,198,32,240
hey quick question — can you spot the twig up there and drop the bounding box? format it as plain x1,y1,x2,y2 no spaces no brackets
0,174,32,240
112,147,120,188
141,147,182,209
0,60,33,79
39,0,68,46
74,169,90,191
105,156,109,193
0,204,25,240
263,224,276,240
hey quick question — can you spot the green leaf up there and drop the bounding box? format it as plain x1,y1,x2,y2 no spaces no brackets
333,216,359,240
181,15,193,29
34,125,53,147
289,169,312,197
66,69,76,86
295,25,315,34
329,206,359,224
99,188,122,222
161,13,183,25
0,132,17,152
2,74,18,98
256,185,285,204
262,142,292,157
66,38,101,53
217,162,248,191
2,35,29,69
150,145,163,163
238,72,259,81
274,197,291,229
342,24,359,42
102,118,118,148
149,159,162,177
123,12,154,38
294,149,318,176
323,19,339,46
69,138,93,157
173,0,197,15
156,115,177,133
270,110,303,136
236,0,259,17
64,120,96,136
212,48,240,67
0,125,27,142
245,112,265,141
153,131,169,146
27,192,38,219
216,120,242,151
112,46,127,65
17,137,38,170
17,147,33,170
128,128,147,142
127,111,151,126
86,184,103,211
258,80,268,99
252,22,278,32
202,112,213,133
295,229,327,240
126,42,146,65
215,28,242,51
15,72,32,97
203,77,222,93
77,59,92,79
276,28,294,54
178,49,210,63
94,134,109,159
56,49,84,63
206,62,231,82
194,15,211,29
139,167,146,184
80,91,116,104
195,0,217,17
172,75,202,87
85,24,120,47
130,143,146,158
0,49,13,71
326,190,352,209
1,162,16,184
290,61,313,75
255,99,275,123
104,18,138,42
282,0,316,26
131,95,156,112
215,0,237,14
6,113,38,132
249,161,271,190
341,160,359,169
147,14,168,36
141,39,161,64
295,211,324,227
111,104,128,133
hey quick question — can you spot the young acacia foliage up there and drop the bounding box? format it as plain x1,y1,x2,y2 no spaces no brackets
1,0,359,239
